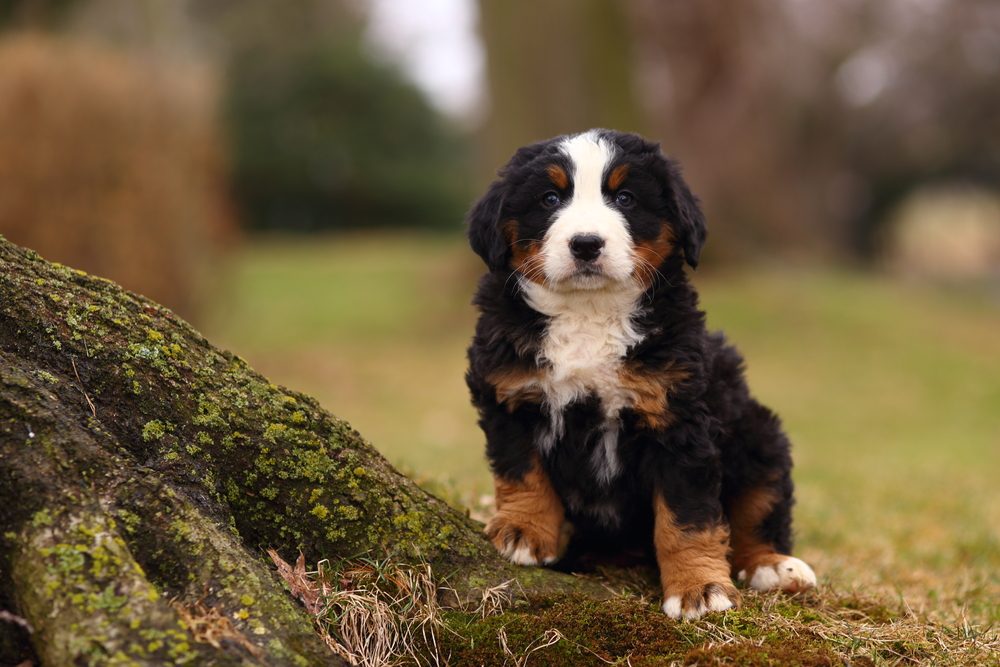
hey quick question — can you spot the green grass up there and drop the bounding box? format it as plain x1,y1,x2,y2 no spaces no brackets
202,233,999,642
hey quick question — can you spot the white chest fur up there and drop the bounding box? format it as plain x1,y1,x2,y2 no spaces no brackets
521,280,644,483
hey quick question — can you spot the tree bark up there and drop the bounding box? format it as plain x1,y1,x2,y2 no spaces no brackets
0,235,601,666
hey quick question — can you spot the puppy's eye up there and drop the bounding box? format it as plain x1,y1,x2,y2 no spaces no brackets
615,191,635,208
541,191,561,208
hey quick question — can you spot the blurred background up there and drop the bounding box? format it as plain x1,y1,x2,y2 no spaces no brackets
0,0,997,624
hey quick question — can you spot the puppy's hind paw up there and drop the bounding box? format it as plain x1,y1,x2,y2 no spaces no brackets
738,555,816,593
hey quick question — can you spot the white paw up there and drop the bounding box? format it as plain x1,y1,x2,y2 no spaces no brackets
739,556,817,593
504,544,539,566
661,589,734,620
662,595,683,619
499,542,560,566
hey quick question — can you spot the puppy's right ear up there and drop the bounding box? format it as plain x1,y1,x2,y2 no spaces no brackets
467,179,509,272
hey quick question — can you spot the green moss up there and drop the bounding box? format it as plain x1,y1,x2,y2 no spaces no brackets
20,512,200,665
116,510,141,535
262,422,288,443
34,369,59,385
335,504,359,521
141,420,168,442
31,509,53,527
310,504,330,520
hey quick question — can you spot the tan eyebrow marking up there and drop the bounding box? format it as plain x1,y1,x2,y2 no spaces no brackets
546,164,569,190
608,163,630,190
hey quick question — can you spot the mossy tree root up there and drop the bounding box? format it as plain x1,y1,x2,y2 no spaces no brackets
0,235,601,665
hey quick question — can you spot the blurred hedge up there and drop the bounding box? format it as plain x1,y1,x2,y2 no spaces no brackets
224,39,472,233
0,33,233,319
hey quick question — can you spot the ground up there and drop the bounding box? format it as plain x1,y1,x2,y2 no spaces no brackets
201,233,999,664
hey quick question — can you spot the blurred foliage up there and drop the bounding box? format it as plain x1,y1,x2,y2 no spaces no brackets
0,33,233,319
224,39,471,232
0,0,80,28
3,0,997,259
3,0,473,235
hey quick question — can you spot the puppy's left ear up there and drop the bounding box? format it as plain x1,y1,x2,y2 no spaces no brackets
466,179,509,272
661,157,707,269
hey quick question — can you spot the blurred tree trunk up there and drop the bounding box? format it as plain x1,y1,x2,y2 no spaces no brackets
477,0,644,180
0,236,600,666
622,0,824,261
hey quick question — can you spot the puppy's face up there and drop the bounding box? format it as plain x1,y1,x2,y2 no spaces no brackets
468,129,706,291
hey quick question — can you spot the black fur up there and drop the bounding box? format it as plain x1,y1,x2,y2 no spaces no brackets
466,130,795,563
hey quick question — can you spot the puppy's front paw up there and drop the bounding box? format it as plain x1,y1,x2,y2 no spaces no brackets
485,512,565,566
738,555,816,593
661,581,738,621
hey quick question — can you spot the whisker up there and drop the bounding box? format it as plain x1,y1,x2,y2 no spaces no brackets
509,254,548,289
632,256,671,303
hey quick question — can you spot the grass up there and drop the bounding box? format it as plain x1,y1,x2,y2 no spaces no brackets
202,233,999,663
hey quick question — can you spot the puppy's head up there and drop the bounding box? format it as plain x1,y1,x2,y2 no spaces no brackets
467,129,706,291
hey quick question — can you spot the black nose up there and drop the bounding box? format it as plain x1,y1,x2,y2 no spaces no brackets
569,234,605,261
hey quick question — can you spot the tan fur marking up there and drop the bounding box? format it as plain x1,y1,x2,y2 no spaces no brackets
607,163,630,190
486,366,545,411
619,363,689,430
503,220,544,283
632,224,675,289
727,485,783,577
486,458,568,563
546,164,569,190
654,495,738,611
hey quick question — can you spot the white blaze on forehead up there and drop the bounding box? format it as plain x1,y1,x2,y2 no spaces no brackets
560,131,616,202
540,131,635,286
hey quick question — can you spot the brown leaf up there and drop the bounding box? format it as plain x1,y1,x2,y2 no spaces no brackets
267,548,322,615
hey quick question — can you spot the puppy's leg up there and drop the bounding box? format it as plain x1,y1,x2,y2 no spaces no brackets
654,494,739,620
724,400,817,593
728,477,816,593
486,457,567,566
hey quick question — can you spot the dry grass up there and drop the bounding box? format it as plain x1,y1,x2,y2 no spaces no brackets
269,550,448,667
474,579,518,619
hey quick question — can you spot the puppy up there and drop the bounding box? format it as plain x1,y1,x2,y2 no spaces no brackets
465,129,816,620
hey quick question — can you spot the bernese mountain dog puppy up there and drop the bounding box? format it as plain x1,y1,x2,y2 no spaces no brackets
465,129,817,620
